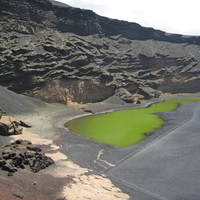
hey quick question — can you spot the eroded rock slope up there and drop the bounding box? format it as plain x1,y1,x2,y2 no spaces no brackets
1,0,200,104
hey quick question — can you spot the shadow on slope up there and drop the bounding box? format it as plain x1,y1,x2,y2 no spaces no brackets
0,86,46,114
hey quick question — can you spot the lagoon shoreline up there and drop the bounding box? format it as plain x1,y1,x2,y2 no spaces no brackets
1,92,200,199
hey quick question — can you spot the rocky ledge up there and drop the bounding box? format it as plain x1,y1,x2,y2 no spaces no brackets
0,140,54,174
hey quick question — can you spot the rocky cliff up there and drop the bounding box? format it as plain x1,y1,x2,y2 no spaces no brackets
1,0,200,104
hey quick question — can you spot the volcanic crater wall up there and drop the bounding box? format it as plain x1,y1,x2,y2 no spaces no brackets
29,79,113,104
1,0,200,104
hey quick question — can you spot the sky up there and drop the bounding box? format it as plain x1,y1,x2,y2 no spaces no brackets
54,0,200,36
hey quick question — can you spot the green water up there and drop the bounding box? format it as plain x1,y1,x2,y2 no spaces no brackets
65,98,200,147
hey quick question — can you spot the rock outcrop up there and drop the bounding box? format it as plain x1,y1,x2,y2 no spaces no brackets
29,79,113,104
0,118,22,136
1,0,200,104
0,140,54,173
115,88,134,103
0,121,22,136
0,108,32,136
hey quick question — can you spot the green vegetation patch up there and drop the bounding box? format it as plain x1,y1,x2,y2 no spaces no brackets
65,98,200,147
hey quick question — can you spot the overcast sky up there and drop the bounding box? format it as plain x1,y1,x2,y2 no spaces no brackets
55,0,200,36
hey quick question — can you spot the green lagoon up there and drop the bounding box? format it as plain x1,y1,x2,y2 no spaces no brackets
65,98,200,147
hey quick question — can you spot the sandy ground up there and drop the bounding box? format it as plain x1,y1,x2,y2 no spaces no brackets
1,92,200,199
0,113,130,199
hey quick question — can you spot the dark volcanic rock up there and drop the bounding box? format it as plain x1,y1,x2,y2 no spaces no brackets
18,120,32,128
115,88,134,103
0,109,31,136
82,107,95,114
13,192,24,199
139,87,162,98
0,140,54,173
1,0,200,104
0,121,22,136
0,122,9,136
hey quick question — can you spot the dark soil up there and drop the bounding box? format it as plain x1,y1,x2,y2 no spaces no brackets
0,169,72,200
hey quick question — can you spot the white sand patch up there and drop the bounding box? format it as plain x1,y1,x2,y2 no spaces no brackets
44,160,88,178
46,151,67,161
1,115,16,124
62,174,130,200
50,144,60,150
11,130,55,146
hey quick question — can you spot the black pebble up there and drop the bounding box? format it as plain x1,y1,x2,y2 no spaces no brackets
7,172,14,176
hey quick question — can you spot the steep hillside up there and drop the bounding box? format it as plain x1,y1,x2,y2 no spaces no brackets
1,0,200,104
0,86,46,114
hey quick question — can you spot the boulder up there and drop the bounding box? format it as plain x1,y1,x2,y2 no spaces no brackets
0,122,9,136
0,140,54,173
2,163,18,173
139,87,161,99
0,121,22,136
0,110,25,136
82,107,95,114
115,88,134,103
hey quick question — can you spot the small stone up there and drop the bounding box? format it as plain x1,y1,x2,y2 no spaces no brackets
20,164,25,169
13,192,24,199
7,172,14,176
15,140,22,144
